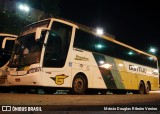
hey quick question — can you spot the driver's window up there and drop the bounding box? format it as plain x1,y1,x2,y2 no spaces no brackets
43,22,72,67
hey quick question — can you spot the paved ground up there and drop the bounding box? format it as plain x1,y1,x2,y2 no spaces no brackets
0,91,159,113
0,92,160,105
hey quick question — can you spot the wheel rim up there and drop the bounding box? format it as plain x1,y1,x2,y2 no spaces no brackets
139,83,144,94
74,78,84,92
145,84,150,94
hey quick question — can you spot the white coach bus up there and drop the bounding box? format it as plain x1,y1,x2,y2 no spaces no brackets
7,18,159,94
0,33,17,92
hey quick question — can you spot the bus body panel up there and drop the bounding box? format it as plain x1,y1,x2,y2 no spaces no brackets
8,72,43,86
7,18,159,94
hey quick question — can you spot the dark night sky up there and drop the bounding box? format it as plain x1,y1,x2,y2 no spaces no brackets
60,0,160,56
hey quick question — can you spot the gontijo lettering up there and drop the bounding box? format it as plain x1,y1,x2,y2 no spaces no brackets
129,65,147,73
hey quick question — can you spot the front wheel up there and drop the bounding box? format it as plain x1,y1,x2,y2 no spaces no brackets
71,74,86,95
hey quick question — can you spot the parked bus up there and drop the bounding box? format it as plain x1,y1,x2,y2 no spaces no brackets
0,33,17,92
7,18,159,94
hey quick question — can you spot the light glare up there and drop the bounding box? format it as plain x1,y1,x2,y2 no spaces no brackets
150,48,156,53
128,51,133,55
19,4,30,12
100,63,112,69
96,44,103,49
118,64,124,67
99,60,105,64
96,28,103,35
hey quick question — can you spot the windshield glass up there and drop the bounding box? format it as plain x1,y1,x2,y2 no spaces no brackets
9,31,46,68
9,20,50,68
19,20,50,37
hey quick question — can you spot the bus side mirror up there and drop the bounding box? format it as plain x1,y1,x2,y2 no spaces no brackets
2,37,17,49
35,27,50,41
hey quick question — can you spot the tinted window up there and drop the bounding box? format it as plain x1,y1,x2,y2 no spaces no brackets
74,29,157,68
0,36,15,67
43,22,72,67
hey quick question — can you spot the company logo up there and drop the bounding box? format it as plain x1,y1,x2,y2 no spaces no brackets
75,55,89,61
2,106,11,111
129,65,147,73
51,75,68,85
1,106,42,111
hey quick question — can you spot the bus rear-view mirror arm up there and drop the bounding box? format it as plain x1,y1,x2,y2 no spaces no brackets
35,27,50,41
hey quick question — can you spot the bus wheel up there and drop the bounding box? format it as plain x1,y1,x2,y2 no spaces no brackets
144,83,150,94
138,82,145,94
71,74,86,95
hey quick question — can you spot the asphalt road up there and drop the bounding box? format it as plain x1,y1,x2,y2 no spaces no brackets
0,92,159,105
0,92,160,113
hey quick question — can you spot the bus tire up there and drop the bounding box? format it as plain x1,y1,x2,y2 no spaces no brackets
138,81,145,94
144,83,150,94
71,74,86,95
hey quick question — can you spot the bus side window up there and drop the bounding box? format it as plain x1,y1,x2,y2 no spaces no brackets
43,22,72,68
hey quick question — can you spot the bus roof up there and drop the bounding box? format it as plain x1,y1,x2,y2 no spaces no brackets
0,33,18,38
23,18,157,60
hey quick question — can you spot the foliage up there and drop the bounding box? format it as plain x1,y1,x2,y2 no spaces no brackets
0,10,34,35
0,0,61,34
27,0,61,18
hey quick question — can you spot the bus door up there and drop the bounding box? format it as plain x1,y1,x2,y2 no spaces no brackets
42,21,73,87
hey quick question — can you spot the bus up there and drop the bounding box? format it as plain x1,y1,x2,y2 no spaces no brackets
0,33,17,92
7,18,159,94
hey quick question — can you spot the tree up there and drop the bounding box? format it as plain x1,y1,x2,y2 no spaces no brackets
27,0,61,18
0,0,61,34
0,10,33,34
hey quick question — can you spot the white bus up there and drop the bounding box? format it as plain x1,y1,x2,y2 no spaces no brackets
0,33,17,92
8,18,159,94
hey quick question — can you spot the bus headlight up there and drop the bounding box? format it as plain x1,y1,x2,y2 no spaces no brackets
27,67,42,74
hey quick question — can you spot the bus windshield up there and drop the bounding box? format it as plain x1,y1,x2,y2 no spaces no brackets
9,32,46,68
8,20,50,68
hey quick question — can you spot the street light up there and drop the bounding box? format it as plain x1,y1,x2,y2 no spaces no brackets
96,27,103,35
149,47,157,54
19,4,30,12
